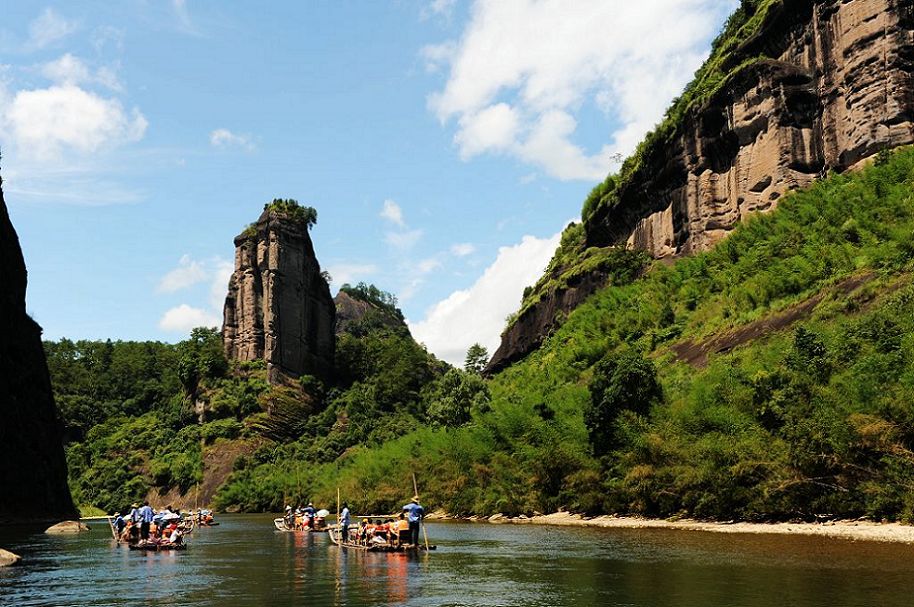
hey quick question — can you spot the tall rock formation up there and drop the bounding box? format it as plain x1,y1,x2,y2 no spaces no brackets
588,0,914,256
222,204,335,384
490,0,914,373
0,177,77,522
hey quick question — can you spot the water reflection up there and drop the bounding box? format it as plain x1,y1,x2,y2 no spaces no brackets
2,515,914,606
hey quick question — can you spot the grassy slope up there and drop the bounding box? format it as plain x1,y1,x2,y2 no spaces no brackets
264,148,914,521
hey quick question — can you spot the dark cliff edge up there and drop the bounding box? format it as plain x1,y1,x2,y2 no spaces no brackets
223,206,336,384
0,178,77,523
489,0,914,374
486,267,616,374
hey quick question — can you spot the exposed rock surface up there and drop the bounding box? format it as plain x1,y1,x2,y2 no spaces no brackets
588,0,914,256
485,267,616,374
222,208,335,383
0,180,77,523
0,549,21,567
44,520,90,534
334,290,410,337
491,0,914,372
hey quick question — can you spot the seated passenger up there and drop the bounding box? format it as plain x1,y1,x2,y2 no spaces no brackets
396,513,410,546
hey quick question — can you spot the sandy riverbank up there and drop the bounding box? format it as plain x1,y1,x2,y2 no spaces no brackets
425,510,914,544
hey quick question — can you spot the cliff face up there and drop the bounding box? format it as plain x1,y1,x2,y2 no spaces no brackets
486,266,615,374
222,209,335,383
0,182,77,522
491,0,914,373
588,0,914,256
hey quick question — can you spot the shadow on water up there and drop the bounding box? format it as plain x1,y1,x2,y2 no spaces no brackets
2,514,914,606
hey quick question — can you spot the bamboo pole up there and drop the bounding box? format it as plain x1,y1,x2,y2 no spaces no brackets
412,473,430,551
336,487,341,545
107,516,118,541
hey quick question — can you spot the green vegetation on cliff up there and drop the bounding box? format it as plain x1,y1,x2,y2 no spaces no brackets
221,147,914,521
50,149,914,522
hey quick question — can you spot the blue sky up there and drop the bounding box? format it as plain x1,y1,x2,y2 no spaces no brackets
1,0,736,364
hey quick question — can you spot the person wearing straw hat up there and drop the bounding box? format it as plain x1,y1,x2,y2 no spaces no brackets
402,496,424,547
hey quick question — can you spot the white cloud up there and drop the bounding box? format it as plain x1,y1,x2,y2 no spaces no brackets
3,84,147,159
409,227,564,365
157,256,233,334
158,304,221,333
421,0,459,22
426,0,736,181
417,257,442,274
326,263,378,286
157,254,208,293
380,199,405,227
172,0,200,35
385,228,423,250
41,54,90,85
41,54,123,92
454,102,519,159
26,8,77,51
209,259,234,309
210,128,254,150
451,243,475,257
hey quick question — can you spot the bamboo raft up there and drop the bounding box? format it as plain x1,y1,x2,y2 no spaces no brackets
328,526,436,552
108,516,196,544
128,542,187,552
273,518,329,533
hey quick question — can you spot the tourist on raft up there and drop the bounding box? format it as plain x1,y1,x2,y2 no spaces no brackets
112,512,126,537
340,503,351,542
395,513,410,547
129,503,141,542
402,496,424,546
303,502,316,529
138,501,155,540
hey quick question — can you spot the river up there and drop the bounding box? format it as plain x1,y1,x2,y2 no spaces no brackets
1,514,913,606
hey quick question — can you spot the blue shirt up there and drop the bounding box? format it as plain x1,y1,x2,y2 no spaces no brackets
129,508,140,523
340,507,350,526
402,502,424,523
303,506,315,516
139,505,155,523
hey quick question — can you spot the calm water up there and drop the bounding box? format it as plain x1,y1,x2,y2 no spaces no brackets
1,514,913,606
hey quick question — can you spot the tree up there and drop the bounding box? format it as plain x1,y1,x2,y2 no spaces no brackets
176,327,228,398
424,368,491,428
464,343,489,374
584,349,662,456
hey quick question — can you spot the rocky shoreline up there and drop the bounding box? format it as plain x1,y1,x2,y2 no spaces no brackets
424,511,914,544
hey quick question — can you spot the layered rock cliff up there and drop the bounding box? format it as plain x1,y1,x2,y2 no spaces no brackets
490,0,914,373
588,0,914,256
222,204,335,384
0,179,77,522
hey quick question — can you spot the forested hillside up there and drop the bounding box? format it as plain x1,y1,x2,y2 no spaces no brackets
246,148,914,521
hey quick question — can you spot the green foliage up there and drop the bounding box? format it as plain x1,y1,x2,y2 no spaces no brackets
53,146,914,523
264,198,318,229
220,146,914,521
176,327,228,397
585,349,662,456
339,282,400,314
464,343,489,374
424,368,491,427
508,220,648,333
